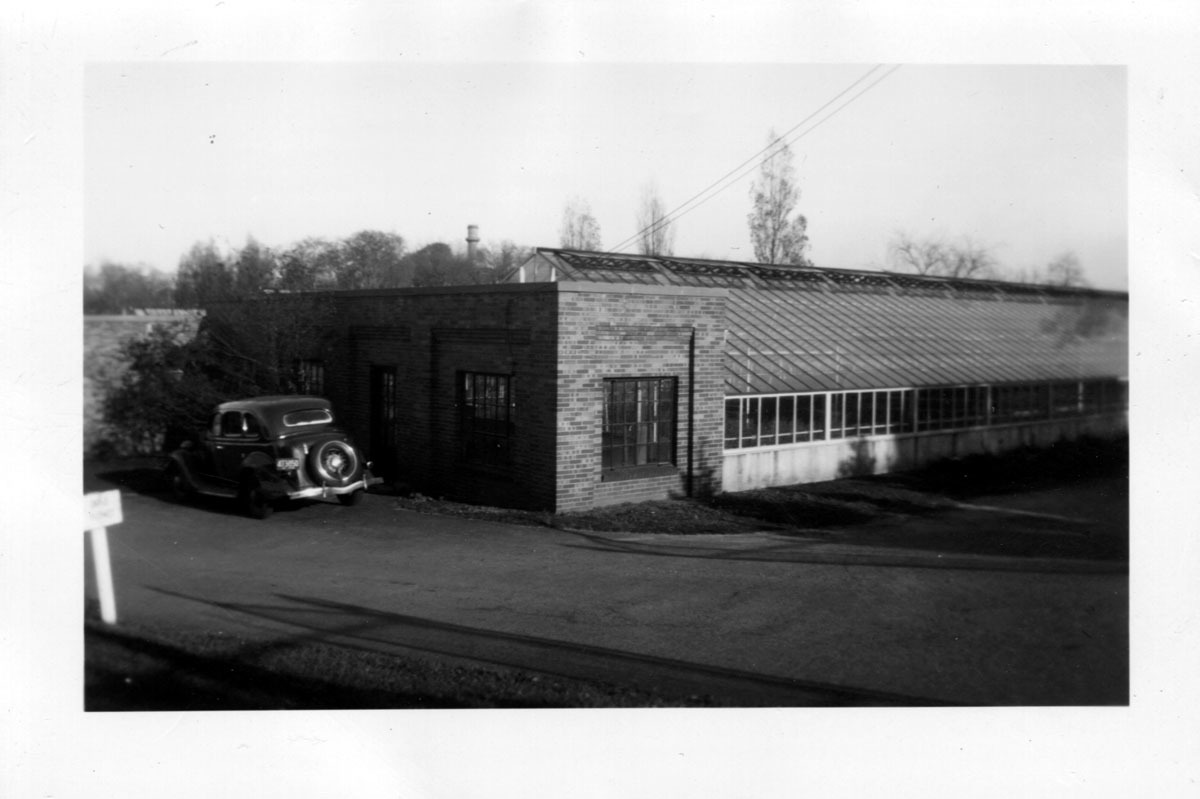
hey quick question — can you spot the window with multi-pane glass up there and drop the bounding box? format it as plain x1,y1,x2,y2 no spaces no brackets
724,378,1125,450
293,359,325,396
602,377,677,470
460,372,513,468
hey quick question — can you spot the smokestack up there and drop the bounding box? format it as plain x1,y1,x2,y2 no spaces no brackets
466,224,480,262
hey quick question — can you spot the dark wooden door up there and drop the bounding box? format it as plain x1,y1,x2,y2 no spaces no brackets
369,365,398,479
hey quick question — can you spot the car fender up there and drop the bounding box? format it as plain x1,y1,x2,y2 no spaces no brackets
166,450,202,490
237,455,290,500
239,450,276,472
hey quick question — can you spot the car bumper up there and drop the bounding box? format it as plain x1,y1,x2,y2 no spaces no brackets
284,474,383,501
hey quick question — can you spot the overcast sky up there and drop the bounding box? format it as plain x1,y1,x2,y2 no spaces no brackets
85,62,1127,288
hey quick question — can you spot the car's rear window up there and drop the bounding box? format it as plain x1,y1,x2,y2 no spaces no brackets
282,408,333,427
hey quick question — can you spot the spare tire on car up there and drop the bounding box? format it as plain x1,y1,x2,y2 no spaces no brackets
308,439,361,486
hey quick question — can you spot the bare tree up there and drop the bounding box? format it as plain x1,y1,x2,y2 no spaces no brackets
560,197,602,250
888,232,998,280
747,130,811,265
482,241,535,275
634,182,675,256
1044,251,1088,287
944,237,998,280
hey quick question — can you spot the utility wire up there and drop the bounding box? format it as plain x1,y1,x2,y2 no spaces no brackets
613,64,896,254
618,63,902,254
612,64,902,255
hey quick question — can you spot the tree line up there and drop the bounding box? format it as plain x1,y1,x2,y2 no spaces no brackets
85,231,534,313
87,125,1092,315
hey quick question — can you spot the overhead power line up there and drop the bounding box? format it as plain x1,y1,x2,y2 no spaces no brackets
612,64,902,255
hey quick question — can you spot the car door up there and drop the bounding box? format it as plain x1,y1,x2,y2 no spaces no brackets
212,411,271,482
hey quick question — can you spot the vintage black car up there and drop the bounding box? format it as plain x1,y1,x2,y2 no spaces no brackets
165,396,380,518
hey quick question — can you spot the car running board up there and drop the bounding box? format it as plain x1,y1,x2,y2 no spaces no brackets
189,483,240,500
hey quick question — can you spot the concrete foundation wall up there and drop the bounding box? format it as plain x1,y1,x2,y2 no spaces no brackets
722,413,1128,491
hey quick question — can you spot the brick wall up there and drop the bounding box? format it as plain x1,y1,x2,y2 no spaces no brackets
554,283,727,512
318,284,560,510
220,281,729,512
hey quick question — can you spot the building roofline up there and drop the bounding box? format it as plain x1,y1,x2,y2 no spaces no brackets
535,247,1129,301
555,280,728,298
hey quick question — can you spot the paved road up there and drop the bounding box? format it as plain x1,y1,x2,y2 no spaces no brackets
85,482,1128,706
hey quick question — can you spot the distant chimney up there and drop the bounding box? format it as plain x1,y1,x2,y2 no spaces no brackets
466,224,480,262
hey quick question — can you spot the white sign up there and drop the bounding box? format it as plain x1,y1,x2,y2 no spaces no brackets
84,490,122,624
84,489,123,529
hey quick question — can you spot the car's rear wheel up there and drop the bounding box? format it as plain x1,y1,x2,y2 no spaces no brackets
308,440,361,486
240,477,274,519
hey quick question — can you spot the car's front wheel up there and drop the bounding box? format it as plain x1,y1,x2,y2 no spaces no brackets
240,476,274,519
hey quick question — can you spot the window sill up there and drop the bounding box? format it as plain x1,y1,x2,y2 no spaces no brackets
600,464,678,483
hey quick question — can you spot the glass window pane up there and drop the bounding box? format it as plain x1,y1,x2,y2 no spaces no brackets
603,377,677,468
796,395,812,441
243,413,261,438
221,411,241,437
741,397,759,447
778,395,795,444
888,391,903,433
725,399,741,448
760,397,777,445
860,392,874,435
844,393,859,436
461,372,514,468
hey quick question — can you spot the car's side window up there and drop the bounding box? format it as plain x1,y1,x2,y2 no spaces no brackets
220,411,243,438
243,413,262,440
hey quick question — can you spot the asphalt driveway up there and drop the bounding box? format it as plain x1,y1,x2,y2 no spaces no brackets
84,472,1128,706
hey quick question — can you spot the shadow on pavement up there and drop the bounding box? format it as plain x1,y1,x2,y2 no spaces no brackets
554,526,1128,575
108,586,954,709
86,621,449,711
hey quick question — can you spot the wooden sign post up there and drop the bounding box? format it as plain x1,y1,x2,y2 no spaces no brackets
84,490,123,624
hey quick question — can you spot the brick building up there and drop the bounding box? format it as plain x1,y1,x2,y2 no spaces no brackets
225,248,1127,512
